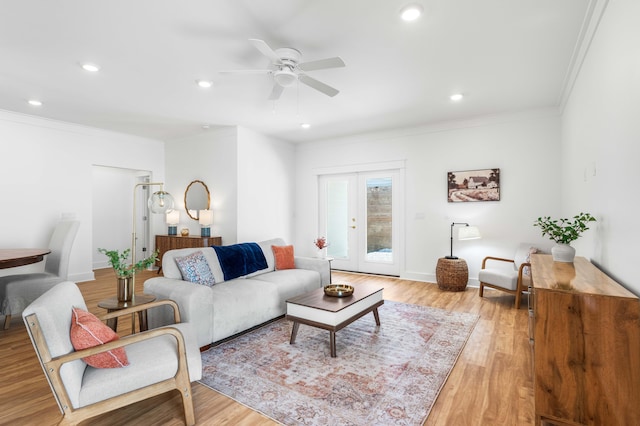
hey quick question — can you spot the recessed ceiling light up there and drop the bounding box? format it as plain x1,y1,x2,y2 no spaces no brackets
300,123,311,129
400,3,424,21
81,63,100,72
202,124,210,129
450,93,464,101
197,80,213,88
27,99,43,107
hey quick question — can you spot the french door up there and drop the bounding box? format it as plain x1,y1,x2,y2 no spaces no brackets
318,170,402,276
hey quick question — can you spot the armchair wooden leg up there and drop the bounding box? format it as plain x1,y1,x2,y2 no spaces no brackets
479,283,485,297
3,314,11,330
515,291,521,309
179,383,196,426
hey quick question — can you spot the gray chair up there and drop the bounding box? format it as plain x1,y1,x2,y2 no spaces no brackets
0,219,79,329
22,281,202,425
478,242,550,308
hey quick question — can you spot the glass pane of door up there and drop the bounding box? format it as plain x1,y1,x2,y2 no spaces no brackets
326,179,349,259
365,177,393,263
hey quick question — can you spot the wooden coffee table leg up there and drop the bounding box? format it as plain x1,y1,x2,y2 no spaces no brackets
373,307,381,326
330,331,336,357
290,322,300,344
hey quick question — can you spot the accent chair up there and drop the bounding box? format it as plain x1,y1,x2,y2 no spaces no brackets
22,281,202,425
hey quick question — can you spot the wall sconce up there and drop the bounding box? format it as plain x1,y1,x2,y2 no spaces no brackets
446,222,481,259
199,209,213,237
166,210,180,235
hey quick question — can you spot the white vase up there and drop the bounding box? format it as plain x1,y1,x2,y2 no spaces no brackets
551,243,576,263
315,247,327,259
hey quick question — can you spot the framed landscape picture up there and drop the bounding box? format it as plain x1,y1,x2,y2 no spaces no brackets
448,168,500,202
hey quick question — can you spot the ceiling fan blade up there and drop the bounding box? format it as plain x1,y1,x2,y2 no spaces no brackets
218,69,272,74
299,74,340,97
298,57,346,72
268,84,285,101
248,39,282,64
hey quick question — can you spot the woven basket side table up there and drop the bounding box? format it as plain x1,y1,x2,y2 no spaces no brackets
436,258,468,291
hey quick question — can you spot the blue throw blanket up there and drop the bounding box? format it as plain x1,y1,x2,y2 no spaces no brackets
212,242,268,281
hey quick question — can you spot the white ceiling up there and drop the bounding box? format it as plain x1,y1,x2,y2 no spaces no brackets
0,0,593,143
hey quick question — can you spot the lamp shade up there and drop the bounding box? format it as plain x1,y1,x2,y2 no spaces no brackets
199,209,213,226
166,210,180,225
148,190,175,214
458,226,481,240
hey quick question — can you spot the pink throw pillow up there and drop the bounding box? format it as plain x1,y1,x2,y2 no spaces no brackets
70,307,129,368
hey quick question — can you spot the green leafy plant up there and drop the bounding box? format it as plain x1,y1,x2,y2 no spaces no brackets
98,248,158,278
533,213,596,244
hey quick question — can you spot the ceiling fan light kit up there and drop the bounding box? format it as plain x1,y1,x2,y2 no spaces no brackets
273,68,297,87
221,39,346,100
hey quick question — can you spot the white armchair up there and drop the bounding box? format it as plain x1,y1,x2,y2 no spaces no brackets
22,281,202,425
478,242,550,308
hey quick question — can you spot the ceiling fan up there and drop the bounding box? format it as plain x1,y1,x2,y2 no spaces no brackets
220,39,346,100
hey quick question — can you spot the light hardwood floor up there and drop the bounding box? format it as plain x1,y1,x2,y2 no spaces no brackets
0,269,534,425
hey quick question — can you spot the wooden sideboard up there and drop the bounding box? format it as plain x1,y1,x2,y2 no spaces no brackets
530,254,640,425
155,235,222,269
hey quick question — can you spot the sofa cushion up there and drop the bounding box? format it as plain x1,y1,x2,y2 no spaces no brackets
174,250,215,286
250,269,323,308
70,307,129,369
210,279,283,342
272,245,295,270
162,247,224,283
212,243,268,281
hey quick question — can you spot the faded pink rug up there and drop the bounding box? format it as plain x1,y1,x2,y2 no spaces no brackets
199,301,478,425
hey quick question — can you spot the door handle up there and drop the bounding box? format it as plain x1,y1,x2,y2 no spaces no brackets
351,226,356,229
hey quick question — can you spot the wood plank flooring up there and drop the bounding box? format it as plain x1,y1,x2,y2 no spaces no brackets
0,269,534,425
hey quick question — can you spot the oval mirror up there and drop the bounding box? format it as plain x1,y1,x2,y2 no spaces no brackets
184,180,210,220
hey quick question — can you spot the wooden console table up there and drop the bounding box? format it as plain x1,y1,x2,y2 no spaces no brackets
155,235,222,270
530,254,640,425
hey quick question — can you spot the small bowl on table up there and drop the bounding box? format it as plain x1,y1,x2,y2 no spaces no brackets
324,284,354,297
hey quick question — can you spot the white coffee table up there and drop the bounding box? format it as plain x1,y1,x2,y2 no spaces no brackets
285,282,384,357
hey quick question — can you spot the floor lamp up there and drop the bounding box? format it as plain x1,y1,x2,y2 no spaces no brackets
446,222,481,259
131,182,175,297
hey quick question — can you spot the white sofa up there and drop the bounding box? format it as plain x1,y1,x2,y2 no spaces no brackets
144,238,330,348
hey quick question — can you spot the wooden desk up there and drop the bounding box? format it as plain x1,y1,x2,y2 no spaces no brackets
0,249,51,269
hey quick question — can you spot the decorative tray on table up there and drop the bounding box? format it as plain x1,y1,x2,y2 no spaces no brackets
324,284,354,297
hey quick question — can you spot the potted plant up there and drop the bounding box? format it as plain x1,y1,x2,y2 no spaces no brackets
313,237,329,258
98,248,158,301
533,212,596,262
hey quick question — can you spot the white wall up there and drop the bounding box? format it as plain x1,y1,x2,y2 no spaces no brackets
295,110,562,284
0,110,166,282
561,0,638,293
165,126,238,244
237,127,296,243
159,125,298,246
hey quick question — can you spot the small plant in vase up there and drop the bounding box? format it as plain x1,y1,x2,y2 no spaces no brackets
98,248,158,301
314,237,329,258
533,212,596,262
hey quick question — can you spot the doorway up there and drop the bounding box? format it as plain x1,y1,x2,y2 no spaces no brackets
318,169,402,276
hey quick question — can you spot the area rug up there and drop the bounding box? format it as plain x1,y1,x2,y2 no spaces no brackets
199,301,479,425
